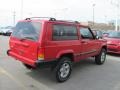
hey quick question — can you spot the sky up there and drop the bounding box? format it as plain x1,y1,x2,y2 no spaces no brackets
0,0,119,26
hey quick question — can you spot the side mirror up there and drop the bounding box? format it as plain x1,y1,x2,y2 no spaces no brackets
96,35,99,39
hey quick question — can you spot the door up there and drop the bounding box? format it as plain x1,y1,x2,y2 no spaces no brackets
79,27,98,58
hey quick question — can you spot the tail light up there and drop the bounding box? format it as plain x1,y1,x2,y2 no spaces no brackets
37,47,45,60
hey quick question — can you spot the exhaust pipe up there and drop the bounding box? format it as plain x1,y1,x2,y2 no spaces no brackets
7,50,10,56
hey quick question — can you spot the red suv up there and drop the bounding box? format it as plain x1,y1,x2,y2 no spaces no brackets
7,17,107,82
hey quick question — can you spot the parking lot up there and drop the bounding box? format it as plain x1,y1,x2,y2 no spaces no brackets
0,36,120,90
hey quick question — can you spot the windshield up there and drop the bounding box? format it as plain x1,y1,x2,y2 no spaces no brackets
108,31,120,38
12,22,41,41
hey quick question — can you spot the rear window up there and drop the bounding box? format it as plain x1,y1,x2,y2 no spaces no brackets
12,22,41,41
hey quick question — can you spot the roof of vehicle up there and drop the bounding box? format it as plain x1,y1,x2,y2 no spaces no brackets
19,17,89,27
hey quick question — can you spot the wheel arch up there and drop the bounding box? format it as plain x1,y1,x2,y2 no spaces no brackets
56,50,75,62
102,45,107,51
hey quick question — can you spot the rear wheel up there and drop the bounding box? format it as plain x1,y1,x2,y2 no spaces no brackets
95,48,106,65
54,57,72,82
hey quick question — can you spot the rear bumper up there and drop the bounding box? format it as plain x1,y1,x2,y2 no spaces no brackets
7,50,36,66
7,50,57,67
35,60,57,68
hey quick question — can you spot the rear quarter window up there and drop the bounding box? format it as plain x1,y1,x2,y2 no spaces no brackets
12,22,41,41
52,25,78,40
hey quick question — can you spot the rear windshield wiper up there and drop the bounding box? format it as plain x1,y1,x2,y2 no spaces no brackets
20,36,36,41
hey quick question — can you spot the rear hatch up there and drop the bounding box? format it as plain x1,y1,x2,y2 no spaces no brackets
9,21,42,66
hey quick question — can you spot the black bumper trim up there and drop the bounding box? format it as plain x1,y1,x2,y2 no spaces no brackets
35,59,57,67
7,49,57,68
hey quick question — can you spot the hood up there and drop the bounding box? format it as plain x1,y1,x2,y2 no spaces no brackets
106,38,120,45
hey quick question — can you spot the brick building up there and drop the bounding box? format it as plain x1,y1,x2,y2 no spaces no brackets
80,21,120,31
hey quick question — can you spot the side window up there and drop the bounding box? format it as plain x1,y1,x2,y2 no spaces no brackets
80,28,94,39
52,25,78,40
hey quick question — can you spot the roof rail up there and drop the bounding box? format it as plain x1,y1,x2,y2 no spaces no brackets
25,17,56,21
57,20,79,23
25,18,31,20
74,21,79,23
25,17,79,23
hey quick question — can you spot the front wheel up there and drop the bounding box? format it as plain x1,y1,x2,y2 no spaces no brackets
95,48,106,65
54,57,72,82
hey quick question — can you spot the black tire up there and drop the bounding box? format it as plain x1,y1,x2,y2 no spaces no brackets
54,57,72,82
22,63,36,70
95,48,106,65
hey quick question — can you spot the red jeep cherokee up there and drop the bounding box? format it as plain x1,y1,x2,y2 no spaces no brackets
7,17,107,82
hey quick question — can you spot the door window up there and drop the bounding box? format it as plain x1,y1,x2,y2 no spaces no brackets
80,28,94,39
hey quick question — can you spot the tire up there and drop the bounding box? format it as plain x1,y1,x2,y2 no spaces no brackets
95,48,106,65
54,57,72,82
22,63,36,70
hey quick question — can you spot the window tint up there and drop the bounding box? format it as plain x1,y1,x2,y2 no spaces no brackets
80,28,94,39
53,25,78,40
12,22,41,41
108,31,120,38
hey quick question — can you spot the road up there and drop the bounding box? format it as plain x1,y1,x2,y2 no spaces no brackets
0,36,120,90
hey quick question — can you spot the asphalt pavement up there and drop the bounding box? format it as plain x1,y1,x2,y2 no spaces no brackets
0,36,120,90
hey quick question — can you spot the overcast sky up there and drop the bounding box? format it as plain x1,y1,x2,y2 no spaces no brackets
0,0,119,26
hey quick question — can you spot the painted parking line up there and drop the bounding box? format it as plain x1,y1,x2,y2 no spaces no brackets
0,67,54,90
0,67,28,90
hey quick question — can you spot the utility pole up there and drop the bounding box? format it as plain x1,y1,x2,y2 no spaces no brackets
111,0,120,31
21,0,23,19
13,11,16,26
92,4,96,25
